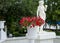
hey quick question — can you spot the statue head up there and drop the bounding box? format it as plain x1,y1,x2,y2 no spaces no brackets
39,1,44,5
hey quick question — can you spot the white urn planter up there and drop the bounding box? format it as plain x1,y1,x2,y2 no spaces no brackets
0,21,7,42
26,26,39,39
0,21,5,28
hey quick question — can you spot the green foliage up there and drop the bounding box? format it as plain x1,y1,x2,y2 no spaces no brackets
46,0,60,24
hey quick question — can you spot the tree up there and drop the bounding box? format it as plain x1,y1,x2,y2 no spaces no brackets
46,0,60,24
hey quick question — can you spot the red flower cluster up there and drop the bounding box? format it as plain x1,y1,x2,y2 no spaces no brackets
19,16,44,28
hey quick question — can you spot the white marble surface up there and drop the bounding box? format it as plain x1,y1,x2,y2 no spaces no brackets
37,32,56,39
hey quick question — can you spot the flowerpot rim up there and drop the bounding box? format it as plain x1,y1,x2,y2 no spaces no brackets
0,21,5,22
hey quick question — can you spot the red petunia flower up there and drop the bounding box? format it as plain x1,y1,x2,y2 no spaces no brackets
19,16,44,28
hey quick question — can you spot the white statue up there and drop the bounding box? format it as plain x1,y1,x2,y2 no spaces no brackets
37,0,47,32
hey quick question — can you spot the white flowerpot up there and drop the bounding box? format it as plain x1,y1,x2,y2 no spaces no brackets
0,21,5,28
26,26,39,39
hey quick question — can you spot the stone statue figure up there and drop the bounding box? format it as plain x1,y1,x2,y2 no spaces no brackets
37,0,47,32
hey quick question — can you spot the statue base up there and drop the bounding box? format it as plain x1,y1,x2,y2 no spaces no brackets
26,31,56,43
37,31,56,39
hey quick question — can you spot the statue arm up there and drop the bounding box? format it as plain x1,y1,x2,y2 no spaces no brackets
44,5,48,11
37,10,38,17
37,7,39,17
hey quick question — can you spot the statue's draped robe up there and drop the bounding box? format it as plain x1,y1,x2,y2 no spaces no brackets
37,5,46,21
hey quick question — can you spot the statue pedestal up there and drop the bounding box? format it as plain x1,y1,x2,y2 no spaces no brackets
36,32,56,43
26,31,56,43
37,32,56,39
